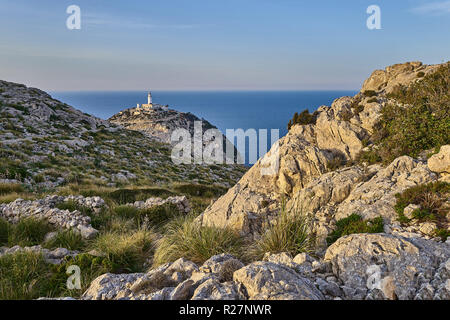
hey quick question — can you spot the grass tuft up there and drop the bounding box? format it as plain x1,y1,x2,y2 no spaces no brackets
249,204,313,260
153,214,243,266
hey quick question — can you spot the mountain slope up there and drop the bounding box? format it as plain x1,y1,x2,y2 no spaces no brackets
0,80,246,190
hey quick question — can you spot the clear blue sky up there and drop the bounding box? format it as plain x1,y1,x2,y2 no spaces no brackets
1,0,449,91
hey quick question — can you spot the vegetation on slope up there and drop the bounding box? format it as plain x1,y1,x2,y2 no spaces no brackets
361,63,450,164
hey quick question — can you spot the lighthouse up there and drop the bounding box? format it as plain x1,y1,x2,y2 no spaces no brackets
148,92,152,105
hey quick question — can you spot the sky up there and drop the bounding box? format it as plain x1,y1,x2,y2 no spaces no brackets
0,0,449,91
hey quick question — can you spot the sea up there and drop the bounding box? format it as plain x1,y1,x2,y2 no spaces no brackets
50,91,357,165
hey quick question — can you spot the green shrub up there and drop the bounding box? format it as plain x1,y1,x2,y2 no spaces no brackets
89,230,155,273
352,104,365,115
327,214,384,245
367,98,378,103
417,71,425,78
153,214,243,266
0,218,9,246
8,218,54,247
435,229,450,241
0,162,29,180
394,182,449,225
108,188,175,205
340,109,354,122
114,205,139,220
136,203,181,229
288,109,318,130
0,252,54,300
356,148,382,165
249,204,313,260
173,183,226,197
43,230,86,251
363,90,377,97
373,63,450,163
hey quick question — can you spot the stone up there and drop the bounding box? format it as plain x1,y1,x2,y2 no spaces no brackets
82,273,143,300
324,233,450,300
428,145,450,177
200,254,244,282
233,261,324,300
191,279,243,300
404,204,420,219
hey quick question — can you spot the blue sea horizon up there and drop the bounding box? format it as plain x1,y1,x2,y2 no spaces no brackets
51,90,357,165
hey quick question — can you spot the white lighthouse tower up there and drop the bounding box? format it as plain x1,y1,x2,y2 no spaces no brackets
148,92,152,105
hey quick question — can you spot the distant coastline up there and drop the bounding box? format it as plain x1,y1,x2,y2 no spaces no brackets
51,91,357,139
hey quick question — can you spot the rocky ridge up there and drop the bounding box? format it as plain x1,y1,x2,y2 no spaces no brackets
0,80,246,189
197,62,449,246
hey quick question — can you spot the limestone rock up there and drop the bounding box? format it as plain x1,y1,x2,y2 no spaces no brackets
200,254,245,282
361,62,439,94
428,145,450,182
334,156,436,223
191,279,243,300
324,233,450,300
233,261,325,300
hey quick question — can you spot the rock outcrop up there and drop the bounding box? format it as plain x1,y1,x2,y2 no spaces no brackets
80,233,449,300
0,195,102,239
428,145,450,182
324,233,449,300
198,62,446,243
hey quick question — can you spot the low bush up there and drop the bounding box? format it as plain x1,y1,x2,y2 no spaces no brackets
363,90,377,97
0,252,54,300
372,63,449,163
173,183,227,198
287,109,318,130
355,148,382,165
7,218,54,247
136,203,181,229
153,214,243,266
394,182,449,225
327,214,384,245
0,218,9,246
108,187,175,205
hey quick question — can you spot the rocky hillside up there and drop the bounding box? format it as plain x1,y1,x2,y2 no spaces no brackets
0,80,246,190
109,104,239,165
198,61,449,246
0,61,448,301
109,105,216,144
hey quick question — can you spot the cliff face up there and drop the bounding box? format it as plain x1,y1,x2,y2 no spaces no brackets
197,61,449,246
108,106,216,144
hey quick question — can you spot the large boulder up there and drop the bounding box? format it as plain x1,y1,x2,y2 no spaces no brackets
233,261,324,300
361,61,439,94
428,145,450,182
324,233,450,300
334,156,436,222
